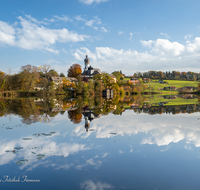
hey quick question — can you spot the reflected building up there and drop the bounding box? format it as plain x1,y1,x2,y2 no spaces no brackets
82,109,101,132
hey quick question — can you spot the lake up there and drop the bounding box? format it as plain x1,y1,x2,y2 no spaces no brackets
0,96,200,190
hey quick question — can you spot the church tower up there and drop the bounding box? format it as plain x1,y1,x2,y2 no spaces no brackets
84,55,90,71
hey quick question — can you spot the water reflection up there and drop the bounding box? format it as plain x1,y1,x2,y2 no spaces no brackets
0,95,200,189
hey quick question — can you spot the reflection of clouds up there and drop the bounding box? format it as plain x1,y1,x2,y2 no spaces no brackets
129,145,133,152
184,145,192,150
76,157,102,170
161,146,170,152
102,153,108,158
74,111,200,147
141,128,185,146
80,180,114,190
0,133,90,170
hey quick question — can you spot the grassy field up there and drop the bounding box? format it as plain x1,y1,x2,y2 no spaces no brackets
145,79,199,94
123,77,199,94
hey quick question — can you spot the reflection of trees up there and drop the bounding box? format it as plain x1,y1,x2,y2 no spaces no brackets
68,109,82,124
1,95,200,126
132,104,200,115
0,98,59,124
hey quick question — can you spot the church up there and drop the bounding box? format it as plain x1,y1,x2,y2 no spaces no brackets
81,55,116,82
81,55,102,79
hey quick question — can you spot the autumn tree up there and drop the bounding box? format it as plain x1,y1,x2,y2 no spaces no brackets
67,64,82,78
68,109,82,124
112,71,123,81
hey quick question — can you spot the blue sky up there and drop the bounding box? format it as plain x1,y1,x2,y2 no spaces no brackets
0,0,200,75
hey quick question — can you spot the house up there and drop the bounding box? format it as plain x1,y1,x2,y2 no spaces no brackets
50,77,78,84
163,86,176,91
50,77,78,88
185,86,194,91
143,78,151,83
158,80,164,83
128,78,139,84
81,55,116,82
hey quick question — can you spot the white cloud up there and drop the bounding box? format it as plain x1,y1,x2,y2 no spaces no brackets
0,16,90,54
160,32,170,39
101,27,107,32
25,15,47,25
129,32,132,40
150,39,185,56
53,15,71,22
118,31,123,35
44,15,72,23
75,15,102,29
140,40,154,48
0,21,15,45
184,34,192,39
74,40,200,73
79,0,109,5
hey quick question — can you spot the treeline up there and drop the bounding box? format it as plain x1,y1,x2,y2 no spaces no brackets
0,64,146,96
0,95,145,124
0,65,63,92
132,70,200,81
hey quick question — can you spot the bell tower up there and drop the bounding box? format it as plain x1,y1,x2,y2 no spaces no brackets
84,55,90,71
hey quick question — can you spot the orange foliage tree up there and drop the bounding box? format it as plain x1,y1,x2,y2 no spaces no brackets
67,64,82,78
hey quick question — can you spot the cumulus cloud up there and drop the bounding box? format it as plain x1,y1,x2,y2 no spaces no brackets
73,37,200,74
0,16,89,54
79,0,109,5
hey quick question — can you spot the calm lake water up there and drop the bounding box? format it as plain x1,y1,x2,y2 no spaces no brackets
0,96,200,190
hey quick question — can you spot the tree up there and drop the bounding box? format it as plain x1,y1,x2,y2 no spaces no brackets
112,71,123,81
93,73,115,88
47,69,59,78
60,73,65,77
68,110,82,124
40,65,51,75
67,64,82,78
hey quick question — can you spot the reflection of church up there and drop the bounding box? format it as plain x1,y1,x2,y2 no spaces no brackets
82,109,101,132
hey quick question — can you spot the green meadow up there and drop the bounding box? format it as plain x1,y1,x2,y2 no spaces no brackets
123,77,199,94
143,79,198,94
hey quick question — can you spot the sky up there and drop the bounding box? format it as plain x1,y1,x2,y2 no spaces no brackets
0,0,200,75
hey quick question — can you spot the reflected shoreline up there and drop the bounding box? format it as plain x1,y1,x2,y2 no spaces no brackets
0,94,200,126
